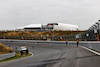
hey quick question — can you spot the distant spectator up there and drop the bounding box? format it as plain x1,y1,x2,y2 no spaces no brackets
20,50,23,56
66,40,68,46
76,40,79,47
26,45,28,56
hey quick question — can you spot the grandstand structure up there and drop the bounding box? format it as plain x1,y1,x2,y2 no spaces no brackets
16,23,79,31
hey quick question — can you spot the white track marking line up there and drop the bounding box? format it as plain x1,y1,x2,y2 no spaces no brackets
81,46,100,55
29,52,33,56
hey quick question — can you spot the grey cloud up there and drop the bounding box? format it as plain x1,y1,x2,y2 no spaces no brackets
0,0,100,30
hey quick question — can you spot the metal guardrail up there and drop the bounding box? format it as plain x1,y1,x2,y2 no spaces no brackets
0,52,15,61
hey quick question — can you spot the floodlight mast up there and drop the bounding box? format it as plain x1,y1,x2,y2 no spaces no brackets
95,20,100,41
53,24,54,41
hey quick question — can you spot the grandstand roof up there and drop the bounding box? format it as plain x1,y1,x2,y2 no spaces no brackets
24,24,41,28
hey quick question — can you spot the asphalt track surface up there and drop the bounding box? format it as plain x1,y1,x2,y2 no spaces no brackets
0,42,100,67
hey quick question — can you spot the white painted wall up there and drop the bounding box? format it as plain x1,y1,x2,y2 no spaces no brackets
54,23,79,31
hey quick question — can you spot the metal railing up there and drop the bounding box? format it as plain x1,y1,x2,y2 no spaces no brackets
0,52,15,61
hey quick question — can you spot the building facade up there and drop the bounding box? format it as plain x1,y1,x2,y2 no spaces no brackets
16,23,79,31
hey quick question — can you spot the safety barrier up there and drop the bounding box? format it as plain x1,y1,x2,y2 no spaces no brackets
78,42,100,52
0,52,15,61
1,39,100,53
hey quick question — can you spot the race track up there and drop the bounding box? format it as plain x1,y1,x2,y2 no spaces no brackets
0,42,100,67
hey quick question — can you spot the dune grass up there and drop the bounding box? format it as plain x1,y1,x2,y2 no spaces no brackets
0,31,85,37
0,43,13,54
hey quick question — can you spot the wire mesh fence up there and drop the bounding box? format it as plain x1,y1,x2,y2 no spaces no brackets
0,35,77,41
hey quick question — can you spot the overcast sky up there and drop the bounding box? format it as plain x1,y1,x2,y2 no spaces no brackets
0,0,100,30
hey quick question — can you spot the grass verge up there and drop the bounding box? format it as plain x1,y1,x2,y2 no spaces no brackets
0,52,32,62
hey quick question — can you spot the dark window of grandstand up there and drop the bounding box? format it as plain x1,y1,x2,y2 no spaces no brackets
24,27,41,29
48,23,58,25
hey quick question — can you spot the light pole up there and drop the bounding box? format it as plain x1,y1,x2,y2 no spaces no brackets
93,24,99,41
52,24,55,41
96,20,100,41
90,26,95,40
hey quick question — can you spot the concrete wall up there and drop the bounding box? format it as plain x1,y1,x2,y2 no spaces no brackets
0,52,15,61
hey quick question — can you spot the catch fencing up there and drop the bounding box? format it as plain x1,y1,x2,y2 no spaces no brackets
0,35,77,41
